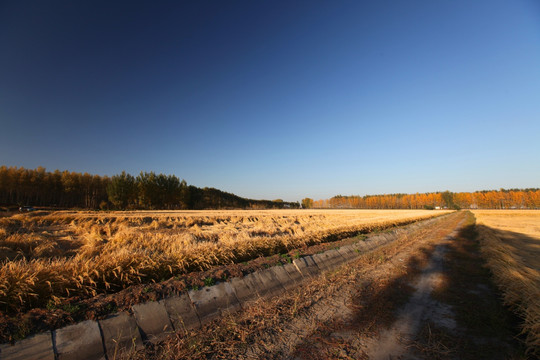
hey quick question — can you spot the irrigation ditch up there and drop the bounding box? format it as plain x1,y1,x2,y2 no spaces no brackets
0,213,452,360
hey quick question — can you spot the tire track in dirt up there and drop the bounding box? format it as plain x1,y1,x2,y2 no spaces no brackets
364,227,462,359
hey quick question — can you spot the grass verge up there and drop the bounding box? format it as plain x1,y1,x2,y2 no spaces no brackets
476,224,540,357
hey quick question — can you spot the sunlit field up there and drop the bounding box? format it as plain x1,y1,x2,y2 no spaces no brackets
473,210,540,239
473,210,540,355
0,209,449,313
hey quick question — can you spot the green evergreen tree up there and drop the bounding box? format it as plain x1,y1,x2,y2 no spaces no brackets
107,171,136,209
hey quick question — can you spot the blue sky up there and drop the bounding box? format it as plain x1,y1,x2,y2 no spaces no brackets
1,1,539,201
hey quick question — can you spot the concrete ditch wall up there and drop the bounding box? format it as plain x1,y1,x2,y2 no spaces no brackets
0,215,446,360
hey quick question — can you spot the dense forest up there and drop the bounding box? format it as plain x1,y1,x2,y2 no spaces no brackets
2,166,538,211
311,189,540,210
0,166,299,210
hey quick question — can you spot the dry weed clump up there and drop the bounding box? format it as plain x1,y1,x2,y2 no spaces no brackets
0,210,448,312
473,210,540,356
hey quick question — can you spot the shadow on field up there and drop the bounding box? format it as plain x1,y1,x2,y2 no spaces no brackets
423,220,529,359
473,224,540,358
475,225,540,271
348,246,434,331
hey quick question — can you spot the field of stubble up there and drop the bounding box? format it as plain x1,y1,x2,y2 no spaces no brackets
0,209,448,313
473,210,540,355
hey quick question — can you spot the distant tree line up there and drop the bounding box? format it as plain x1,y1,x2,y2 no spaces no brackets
301,198,314,209
312,189,540,210
0,166,108,208
0,166,300,210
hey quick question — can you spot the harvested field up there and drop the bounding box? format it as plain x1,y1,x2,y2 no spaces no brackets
473,210,540,356
119,211,523,360
126,210,522,360
0,210,449,315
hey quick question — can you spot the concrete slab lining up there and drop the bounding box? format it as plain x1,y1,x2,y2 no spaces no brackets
163,294,201,331
312,249,345,271
268,265,295,291
352,241,369,252
336,245,357,261
243,272,268,297
323,249,346,268
282,262,304,282
0,332,54,360
305,255,321,271
99,312,143,359
369,234,384,243
188,282,240,324
229,275,261,304
363,240,378,251
54,320,104,360
293,256,320,277
253,268,285,297
132,301,174,342
394,228,406,236
311,253,331,271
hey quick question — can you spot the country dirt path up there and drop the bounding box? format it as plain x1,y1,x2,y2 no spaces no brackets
260,212,468,360
130,211,526,360
363,228,460,359
287,211,525,360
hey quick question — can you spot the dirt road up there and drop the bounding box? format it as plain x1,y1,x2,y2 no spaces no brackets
132,211,526,360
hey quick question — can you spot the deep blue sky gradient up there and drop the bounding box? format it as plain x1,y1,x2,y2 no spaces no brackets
1,1,539,201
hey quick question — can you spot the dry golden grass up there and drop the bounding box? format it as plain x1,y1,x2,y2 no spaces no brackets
0,209,449,313
472,210,540,355
125,211,465,360
473,210,540,239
